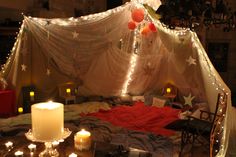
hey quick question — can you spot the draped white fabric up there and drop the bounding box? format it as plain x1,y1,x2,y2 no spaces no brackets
1,0,235,156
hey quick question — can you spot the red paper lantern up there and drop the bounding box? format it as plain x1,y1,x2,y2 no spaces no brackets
128,21,137,30
141,25,151,36
131,8,145,23
148,22,157,32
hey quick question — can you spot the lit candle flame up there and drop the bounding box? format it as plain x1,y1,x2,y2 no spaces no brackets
28,144,36,151
5,141,13,148
69,153,77,157
14,150,23,156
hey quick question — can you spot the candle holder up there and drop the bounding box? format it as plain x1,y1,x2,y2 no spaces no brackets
25,128,71,157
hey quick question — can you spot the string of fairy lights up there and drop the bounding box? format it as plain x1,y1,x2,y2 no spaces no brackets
0,2,129,75
145,3,229,155
0,19,26,76
0,1,229,155
121,27,140,96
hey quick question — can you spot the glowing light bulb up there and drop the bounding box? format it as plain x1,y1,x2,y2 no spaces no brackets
18,107,23,113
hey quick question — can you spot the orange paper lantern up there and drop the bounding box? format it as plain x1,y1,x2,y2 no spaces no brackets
141,25,151,36
131,8,145,23
128,21,137,30
148,22,157,32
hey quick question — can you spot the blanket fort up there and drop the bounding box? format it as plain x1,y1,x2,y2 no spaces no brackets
0,0,234,156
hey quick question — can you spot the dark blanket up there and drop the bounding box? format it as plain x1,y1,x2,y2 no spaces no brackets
84,102,180,136
68,116,174,157
1,116,174,157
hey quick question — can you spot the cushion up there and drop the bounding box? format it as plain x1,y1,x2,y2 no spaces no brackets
191,102,208,119
152,97,166,107
132,96,145,102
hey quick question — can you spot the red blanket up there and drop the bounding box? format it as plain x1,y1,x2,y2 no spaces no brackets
85,102,180,136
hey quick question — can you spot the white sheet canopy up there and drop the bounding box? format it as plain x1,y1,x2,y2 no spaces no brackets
1,0,235,156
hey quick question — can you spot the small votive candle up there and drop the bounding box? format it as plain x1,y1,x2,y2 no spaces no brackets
69,153,77,157
28,143,36,151
14,150,23,156
5,141,13,149
74,129,91,151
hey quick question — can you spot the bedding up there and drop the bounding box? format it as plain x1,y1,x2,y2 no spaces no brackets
84,102,181,136
0,102,175,157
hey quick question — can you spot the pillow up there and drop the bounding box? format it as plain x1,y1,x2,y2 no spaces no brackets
144,94,153,106
132,96,145,102
152,97,166,107
191,102,209,119
120,94,132,102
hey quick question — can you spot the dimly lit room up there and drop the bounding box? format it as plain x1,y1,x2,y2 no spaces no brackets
0,0,236,156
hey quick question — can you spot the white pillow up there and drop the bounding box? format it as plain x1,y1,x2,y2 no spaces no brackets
191,103,209,119
132,96,145,102
152,97,166,107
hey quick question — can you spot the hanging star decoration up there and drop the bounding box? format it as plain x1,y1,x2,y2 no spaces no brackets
21,64,27,71
46,68,51,76
72,31,79,39
186,56,197,66
183,93,195,107
143,62,155,76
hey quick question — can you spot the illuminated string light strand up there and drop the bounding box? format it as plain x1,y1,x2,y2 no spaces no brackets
0,20,26,76
121,27,140,96
27,3,129,27
146,3,228,154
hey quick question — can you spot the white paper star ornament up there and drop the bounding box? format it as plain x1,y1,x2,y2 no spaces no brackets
183,93,195,107
186,56,196,66
21,64,27,71
72,31,79,39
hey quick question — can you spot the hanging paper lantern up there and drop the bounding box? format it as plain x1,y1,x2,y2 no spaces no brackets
128,21,137,30
148,22,157,32
131,8,145,23
141,25,151,36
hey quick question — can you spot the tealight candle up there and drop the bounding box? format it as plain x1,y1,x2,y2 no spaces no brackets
5,141,13,149
52,141,60,147
74,129,91,151
31,101,64,141
28,143,36,151
30,91,35,101
14,150,23,156
69,153,77,157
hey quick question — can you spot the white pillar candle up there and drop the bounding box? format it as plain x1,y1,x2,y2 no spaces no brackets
31,102,64,142
74,129,91,150
14,151,23,156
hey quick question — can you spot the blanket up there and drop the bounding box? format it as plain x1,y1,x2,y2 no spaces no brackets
85,102,180,136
